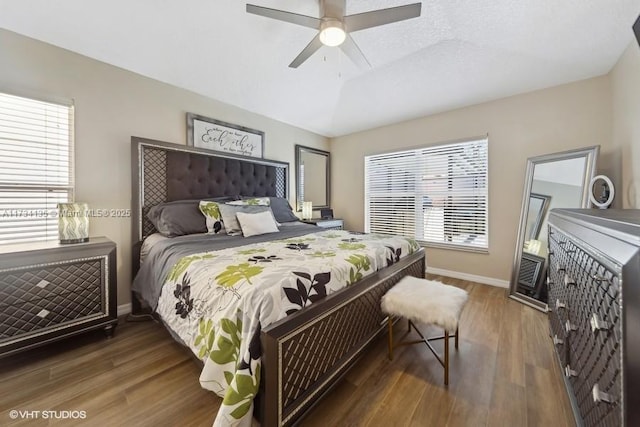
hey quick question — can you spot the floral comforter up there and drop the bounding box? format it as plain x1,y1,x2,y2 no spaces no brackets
155,229,419,426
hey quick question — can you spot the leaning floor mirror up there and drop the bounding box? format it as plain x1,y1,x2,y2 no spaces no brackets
509,146,599,311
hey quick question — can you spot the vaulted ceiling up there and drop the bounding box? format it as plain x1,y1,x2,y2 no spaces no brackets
1,0,638,137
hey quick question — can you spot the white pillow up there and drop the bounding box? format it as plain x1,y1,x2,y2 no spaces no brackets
236,211,279,237
218,204,274,236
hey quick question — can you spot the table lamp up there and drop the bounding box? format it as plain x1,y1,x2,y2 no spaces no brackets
58,202,89,244
302,201,313,220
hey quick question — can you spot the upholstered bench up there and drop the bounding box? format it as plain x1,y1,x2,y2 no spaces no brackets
381,276,469,385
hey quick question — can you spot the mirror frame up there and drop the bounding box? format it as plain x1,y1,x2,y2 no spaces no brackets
295,144,330,212
509,145,600,311
526,193,552,241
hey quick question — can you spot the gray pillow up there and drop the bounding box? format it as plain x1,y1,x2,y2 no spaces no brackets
218,204,276,236
147,197,235,237
147,200,206,237
268,197,299,223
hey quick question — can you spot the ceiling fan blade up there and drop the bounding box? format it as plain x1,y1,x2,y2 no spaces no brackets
289,34,323,68
340,34,371,69
344,3,422,32
247,4,321,29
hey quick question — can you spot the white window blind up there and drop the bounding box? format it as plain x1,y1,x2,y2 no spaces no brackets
365,137,488,251
0,92,74,244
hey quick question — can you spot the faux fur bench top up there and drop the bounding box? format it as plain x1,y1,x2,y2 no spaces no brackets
381,276,469,331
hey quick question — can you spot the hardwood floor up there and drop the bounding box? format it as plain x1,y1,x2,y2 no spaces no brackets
0,277,575,426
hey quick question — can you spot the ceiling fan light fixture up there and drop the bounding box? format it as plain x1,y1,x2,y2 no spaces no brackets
319,19,346,47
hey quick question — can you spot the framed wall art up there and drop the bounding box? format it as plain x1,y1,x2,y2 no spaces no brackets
187,113,264,159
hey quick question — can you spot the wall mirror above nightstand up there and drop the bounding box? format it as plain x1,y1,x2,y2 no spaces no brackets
295,144,330,212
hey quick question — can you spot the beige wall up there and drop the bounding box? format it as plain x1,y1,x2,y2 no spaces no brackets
330,76,614,282
611,42,640,209
0,29,329,307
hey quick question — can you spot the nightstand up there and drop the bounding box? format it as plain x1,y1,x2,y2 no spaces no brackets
302,218,344,230
0,237,117,357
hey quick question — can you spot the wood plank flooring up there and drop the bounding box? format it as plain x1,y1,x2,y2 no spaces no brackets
0,277,575,426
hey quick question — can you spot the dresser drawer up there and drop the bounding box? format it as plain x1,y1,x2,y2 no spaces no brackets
548,232,574,302
570,275,622,427
0,258,103,309
548,309,568,365
578,337,622,427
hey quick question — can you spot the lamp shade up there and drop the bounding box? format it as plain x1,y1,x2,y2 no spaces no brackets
58,202,89,244
302,201,313,220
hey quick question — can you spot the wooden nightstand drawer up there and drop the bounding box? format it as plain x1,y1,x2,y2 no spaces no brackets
0,237,117,357
0,258,103,309
0,286,103,339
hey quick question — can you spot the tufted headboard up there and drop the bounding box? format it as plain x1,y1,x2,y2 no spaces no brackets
131,136,288,244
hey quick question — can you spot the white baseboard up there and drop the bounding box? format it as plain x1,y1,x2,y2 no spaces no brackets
426,266,510,289
117,303,132,317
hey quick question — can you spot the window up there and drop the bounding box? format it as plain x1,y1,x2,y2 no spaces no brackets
0,92,74,244
365,137,488,251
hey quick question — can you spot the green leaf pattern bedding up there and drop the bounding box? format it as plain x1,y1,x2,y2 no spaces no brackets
155,230,419,426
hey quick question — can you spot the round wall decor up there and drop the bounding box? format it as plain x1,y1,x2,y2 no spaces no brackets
589,175,615,209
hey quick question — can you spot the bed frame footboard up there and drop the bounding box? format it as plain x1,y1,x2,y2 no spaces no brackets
260,248,425,426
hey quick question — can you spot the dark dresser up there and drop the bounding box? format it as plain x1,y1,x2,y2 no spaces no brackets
547,209,640,426
0,237,117,357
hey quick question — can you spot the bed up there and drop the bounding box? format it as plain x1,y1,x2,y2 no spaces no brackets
130,137,425,426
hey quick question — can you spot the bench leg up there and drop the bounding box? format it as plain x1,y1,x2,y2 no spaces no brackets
455,326,459,350
388,316,394,360
444,329,449,385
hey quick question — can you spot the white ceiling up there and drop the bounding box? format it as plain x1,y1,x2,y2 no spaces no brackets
0,0,638,137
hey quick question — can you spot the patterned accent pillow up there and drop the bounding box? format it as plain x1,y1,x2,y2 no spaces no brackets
226,197,270,206
198,201,225,234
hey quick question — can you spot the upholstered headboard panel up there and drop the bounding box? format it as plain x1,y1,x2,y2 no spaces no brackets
132,137,288,242
166,151,279,201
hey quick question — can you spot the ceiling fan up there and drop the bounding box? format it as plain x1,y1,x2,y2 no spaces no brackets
246,0,422,68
